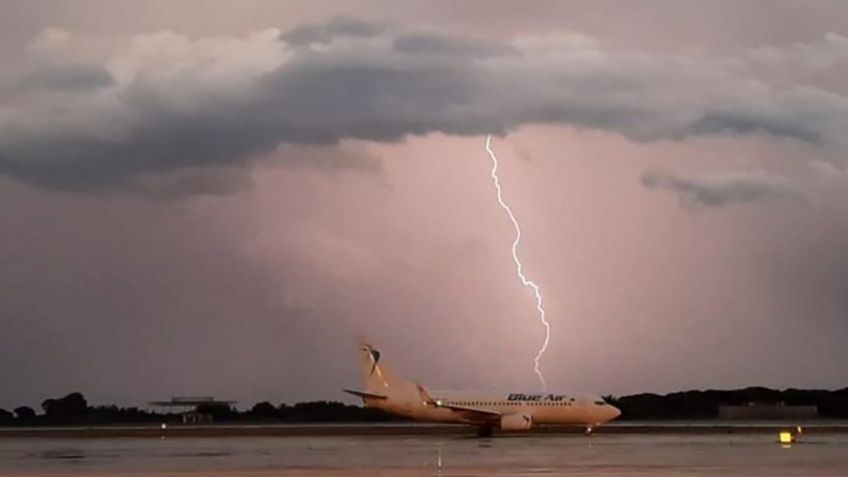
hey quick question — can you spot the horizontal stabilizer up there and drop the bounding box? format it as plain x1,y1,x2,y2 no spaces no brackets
343,389,388,400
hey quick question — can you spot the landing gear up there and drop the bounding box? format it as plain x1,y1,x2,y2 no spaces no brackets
477,426,494,438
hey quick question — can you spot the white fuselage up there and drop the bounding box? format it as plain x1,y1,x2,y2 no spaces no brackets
366,390,621,428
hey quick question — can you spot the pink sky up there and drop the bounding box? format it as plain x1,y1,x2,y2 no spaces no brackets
1,1,847,409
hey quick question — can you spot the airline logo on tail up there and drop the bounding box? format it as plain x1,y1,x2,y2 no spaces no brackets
342,343,391,401
362,344,381,376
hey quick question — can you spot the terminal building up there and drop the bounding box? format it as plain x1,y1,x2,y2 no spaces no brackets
149,396,237,424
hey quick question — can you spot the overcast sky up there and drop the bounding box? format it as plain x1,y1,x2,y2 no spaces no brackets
1,0,847,409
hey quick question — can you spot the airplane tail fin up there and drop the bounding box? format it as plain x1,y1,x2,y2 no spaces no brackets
359,342,402,392
356,341,425,398
347,341,433,411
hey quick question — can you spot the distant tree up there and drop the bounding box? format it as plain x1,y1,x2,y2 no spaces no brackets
607,386,848,420
195,402,236,421
249,401,279,419
732,386,783,405
283,401,398,422
0,408,13,424
14,406,36,420
85,405,156,424
42,392,89,420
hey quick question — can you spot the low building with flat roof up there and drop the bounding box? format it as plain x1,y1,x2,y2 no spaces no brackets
718,403,818,420
149,397,237,424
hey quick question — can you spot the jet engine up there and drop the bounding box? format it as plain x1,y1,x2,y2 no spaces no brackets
499,414,533,431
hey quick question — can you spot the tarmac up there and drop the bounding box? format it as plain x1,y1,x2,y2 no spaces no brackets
1,422,846,438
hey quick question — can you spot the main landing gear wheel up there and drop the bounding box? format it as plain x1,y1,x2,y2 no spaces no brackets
477,426,494,438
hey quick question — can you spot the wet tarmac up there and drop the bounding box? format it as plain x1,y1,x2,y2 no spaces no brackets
1,429,847,476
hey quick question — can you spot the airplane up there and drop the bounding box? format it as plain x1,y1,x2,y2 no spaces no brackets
343,343,621,436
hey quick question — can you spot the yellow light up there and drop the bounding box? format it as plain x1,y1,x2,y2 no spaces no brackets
779,431,795,444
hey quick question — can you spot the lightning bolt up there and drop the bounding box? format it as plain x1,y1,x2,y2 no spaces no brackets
485,134,550,390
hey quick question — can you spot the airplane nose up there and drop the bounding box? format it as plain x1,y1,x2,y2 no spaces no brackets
609,405,621,420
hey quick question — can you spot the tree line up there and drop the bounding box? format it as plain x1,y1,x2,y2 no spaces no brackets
0,392,399,426
2,387,848,425
606,386,848,419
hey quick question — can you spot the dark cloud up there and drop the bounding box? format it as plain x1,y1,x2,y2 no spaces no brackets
641,169,804,208
128,166,254,198
22,62,114,92
691,111,823,144
392,32,516,58
1,21,847,193
280,16,386,46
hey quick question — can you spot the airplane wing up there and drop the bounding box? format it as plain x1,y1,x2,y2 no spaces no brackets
431,401,502,423
417,384,500,423
342,389,388,400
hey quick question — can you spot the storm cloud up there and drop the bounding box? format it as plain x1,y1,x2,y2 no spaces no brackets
642,169,805,208
21,62,114,92
2,20,848,191
280,16,387,46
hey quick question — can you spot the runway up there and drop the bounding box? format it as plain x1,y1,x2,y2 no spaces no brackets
1,428,847,476
1,421,848,438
